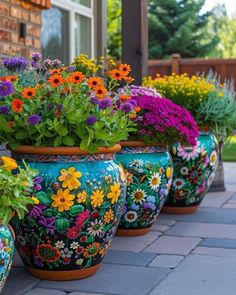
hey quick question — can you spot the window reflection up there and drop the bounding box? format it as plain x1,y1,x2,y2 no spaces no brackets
72,0,91,7
41,7,69,64
75,14,91,57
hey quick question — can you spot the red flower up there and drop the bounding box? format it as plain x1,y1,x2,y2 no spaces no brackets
76,246,84,254
91,211,99,219
80,235,87,242
67,226,80,239
36,244,61,263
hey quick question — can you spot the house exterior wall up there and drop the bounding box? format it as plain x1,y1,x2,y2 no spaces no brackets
0,0,42,58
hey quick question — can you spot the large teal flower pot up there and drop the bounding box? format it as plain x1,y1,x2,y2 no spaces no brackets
116,142,173,236
163,131,219,214
0,223,14,292
11,145,126,280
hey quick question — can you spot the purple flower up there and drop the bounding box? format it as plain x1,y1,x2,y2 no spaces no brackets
31,52,41,62
38,216,56,234
57,104,63,111
86,115,97,126
27,114,42,126
33,176,43,191
0,106,9,115
144,202,156,210
66,66,76,73
31,61,38,69
28,204,46,218
48,102,54,110
0,81,14,96
90,97,98,105
120,102,134,113
98,98,113,110
2,57,28,71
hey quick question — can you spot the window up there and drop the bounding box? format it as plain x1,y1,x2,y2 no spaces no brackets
41,0,94,63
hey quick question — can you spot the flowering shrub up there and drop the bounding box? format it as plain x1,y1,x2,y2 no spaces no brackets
0,156,38,225
0,54,136,152
129,95,199,146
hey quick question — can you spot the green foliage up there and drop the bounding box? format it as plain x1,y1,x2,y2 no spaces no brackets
222,136,236,162
0,159,38,225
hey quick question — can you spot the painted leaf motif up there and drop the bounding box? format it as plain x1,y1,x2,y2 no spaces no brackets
69,205,84,216
36,191,51,206
55,218,69,233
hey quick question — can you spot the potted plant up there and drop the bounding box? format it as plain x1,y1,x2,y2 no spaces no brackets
143,74,220,213
115,86,199,235
0,54,136,280
0,156,37,292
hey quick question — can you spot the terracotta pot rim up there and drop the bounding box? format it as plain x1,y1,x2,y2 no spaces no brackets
11,145,121,155
119,141,166,147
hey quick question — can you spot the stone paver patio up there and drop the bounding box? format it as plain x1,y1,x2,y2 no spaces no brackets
2,162,236,295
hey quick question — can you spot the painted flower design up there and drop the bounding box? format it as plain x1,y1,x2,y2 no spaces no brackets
58,167,82,190
87,219,104,237
36,244,61,263
103,209,114,223
149,173,161,191
210,151,218,166
55,241,65,249
129,159,144,168
186,167,203,184
51,189,75,212
77,191,87,203
180,167,188,175
177,142,201,161
124,211,138,223
172,178,185,190
83,243,100,258
131,189,146,204
91,190,104,208
107,182,121,204
125,170,133,186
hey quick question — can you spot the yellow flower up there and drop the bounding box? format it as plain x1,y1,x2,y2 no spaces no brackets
77,191,87,203
51,189,75,212
1,156,18,171
58,167,82,190
91,190,104,208
107,182,121,204
32,197,40,205
166,167,172,179
22,181,29,186
103,209,114,223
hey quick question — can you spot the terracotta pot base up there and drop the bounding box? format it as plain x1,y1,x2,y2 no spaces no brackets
116,227,150,236
162,205,199,215
26,264,101,281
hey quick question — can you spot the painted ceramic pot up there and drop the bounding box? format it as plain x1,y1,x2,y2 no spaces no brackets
0,223,15,293
163,131,219,214
11,145,126,281
116,141,173,236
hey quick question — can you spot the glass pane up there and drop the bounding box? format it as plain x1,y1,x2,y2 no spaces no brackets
75,14,91,57
41,7,69,65
72,0,91,7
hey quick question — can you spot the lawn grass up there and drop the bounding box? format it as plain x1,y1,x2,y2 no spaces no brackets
222,135,236,162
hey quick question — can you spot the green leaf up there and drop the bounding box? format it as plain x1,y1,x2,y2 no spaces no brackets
54,136,62,147
15,129,28,139
55,218,69,233
69,205,84,216
103,224,113,232
85,236,94,243
63,136,75,146
43,208,54,217
58,127,68,137
36,191,51,206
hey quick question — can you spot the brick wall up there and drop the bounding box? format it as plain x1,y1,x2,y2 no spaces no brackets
0,0,42,58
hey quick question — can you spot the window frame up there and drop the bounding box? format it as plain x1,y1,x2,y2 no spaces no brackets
50,0,95,61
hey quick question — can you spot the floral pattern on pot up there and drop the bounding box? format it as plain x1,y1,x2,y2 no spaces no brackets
11,151,126,274
165,131,219,208
0,224,14,292
116,145,173,230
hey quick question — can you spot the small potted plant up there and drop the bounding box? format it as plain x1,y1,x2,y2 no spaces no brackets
0,156,37,292
143,74,220,213
115,86,199,235
0,54,136,280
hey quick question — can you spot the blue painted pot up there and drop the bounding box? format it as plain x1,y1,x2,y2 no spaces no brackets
0,223,14,292
116,141,173,236
163,131,219,214
11,145,126,280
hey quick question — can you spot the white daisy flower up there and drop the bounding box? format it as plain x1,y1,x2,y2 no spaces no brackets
172,178,185,190
87,219,104,237
149,173,161,191
131,189,147,203
124,211,138,223
55,240,65,249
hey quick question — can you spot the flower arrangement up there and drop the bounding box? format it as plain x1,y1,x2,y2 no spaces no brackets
118,86,199,146
0,54,136,152
0,156,38,225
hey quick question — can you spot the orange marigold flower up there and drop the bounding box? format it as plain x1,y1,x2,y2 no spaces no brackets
21,87,36,99
70,71,85,84
87,77,103,89
119,94,131,101
134,106,141,112
108,69,124,81
119,63,131,76
124,76,135,83
48,74,64,87
94,86,108,99
0,75,18,82
129,114,137,120
49,68,61,75
11,99,23,112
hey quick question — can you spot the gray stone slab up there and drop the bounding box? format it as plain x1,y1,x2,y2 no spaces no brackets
1,268,40,295
200,238,236,249
144,236,201,255
192,246,236,257
12,251,24,268
166,221,236,239
24,288,66,295
149,255,236,295
160,207,236,224
104,250,156,266
68,293,105,295
148,255,184,268
38,264,170,295
201,191,234,208
151,224,169,232
155,217,176,226
110,230,159,252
